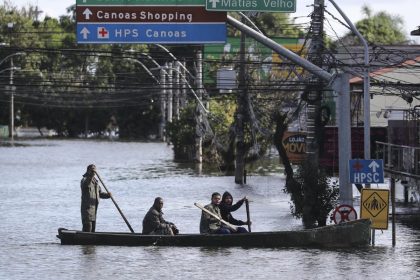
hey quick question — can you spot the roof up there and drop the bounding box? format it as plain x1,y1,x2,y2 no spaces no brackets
333,45,420,87
349,56,420,84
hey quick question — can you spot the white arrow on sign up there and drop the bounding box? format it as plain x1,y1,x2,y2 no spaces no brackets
208,0,220,8
368,161,380,173
83,8,93,20
80,27,90,39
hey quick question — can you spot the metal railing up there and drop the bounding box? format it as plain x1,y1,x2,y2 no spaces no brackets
376,141,420,180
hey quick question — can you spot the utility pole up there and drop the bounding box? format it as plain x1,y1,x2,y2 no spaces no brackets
302,0,326,227
180,60,187,109
167,62,173,124
235,18,247,184
9,56,14,140
159,68,166,141
174,62,180,120
8,22,14,141
306,0,325,160
195,49,203,164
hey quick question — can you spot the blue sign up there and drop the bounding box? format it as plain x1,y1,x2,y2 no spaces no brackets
77,23,226,44
349,159,384,184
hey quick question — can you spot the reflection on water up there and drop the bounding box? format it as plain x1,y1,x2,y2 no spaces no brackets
0,139,420,280
81,246,96,256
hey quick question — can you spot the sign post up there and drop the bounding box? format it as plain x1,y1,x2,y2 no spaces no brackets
360,188,389,229
206,0,296,12
349,159,384,184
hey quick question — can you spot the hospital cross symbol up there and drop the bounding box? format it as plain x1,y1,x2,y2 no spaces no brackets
97,27,109,39
208,0,220,8
352,160,363,172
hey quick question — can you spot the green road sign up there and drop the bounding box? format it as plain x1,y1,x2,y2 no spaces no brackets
77,0,206,5
204,37,305,84
206,0,296,12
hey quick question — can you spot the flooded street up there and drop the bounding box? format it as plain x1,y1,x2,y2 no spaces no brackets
1,139,419,279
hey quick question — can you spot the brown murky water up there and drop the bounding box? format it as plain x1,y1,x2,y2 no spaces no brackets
1,139,419,279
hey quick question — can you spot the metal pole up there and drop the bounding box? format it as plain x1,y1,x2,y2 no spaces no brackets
226,16,333,82
159,68,166,141
9,57,14,140
391,177,396,247
154,44,195,80
195,50,203,164
181,60,187,108
328,0,370,161
174,62,180,120
333,73,353,205
166,62,173,124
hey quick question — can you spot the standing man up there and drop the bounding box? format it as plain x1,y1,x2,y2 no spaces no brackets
199,192,231,234
81,164,110,232
142,197,178,235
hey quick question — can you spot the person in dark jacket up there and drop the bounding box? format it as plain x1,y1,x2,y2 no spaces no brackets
142,197,178,235
219,191,250,233
80,164,111,232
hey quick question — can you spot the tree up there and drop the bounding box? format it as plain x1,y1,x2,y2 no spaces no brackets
339,5,407,45
0,2,160,139
227,12,304,38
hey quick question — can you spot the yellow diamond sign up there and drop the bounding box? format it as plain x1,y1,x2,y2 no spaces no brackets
360,189,389,229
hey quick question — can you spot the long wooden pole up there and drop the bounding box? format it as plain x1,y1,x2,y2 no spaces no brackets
245,199,251,232
95,172,135,233
194,203,237,232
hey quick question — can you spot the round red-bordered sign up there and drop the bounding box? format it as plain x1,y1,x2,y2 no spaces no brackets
332,204,358,224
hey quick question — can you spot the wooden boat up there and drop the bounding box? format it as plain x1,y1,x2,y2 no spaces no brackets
57,219,371,248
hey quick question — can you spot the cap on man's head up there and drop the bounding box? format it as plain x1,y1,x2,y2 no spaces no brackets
83,164,96,177
87,164,96,171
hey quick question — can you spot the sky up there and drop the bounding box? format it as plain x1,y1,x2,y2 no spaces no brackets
7,0,420,43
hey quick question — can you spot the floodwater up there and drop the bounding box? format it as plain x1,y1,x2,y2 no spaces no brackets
0,139,419,280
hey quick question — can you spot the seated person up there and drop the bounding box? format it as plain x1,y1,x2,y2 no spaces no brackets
199,192,231,234
219,191,250,233
142,197,178,235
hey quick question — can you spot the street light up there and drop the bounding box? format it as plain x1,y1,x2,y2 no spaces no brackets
126,49,161,68
138,52,161,68
122,57,160,84
0,52,26,140
150,65,208,114
0,52,25,66
154,44,195,80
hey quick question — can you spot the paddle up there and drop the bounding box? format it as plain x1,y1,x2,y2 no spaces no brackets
245,199,251,232
194,203,237,232
95,171,135,233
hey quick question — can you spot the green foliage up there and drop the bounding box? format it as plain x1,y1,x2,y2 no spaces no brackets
340,5,407,45
117,105,160,139
0,2,160,139
284,161,339,227
208,98,236,135
227,12,304,38
253,13,305,37
166,99,238,163
166,105,196,161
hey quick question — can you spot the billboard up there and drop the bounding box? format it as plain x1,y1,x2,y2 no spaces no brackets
204,37,307,84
